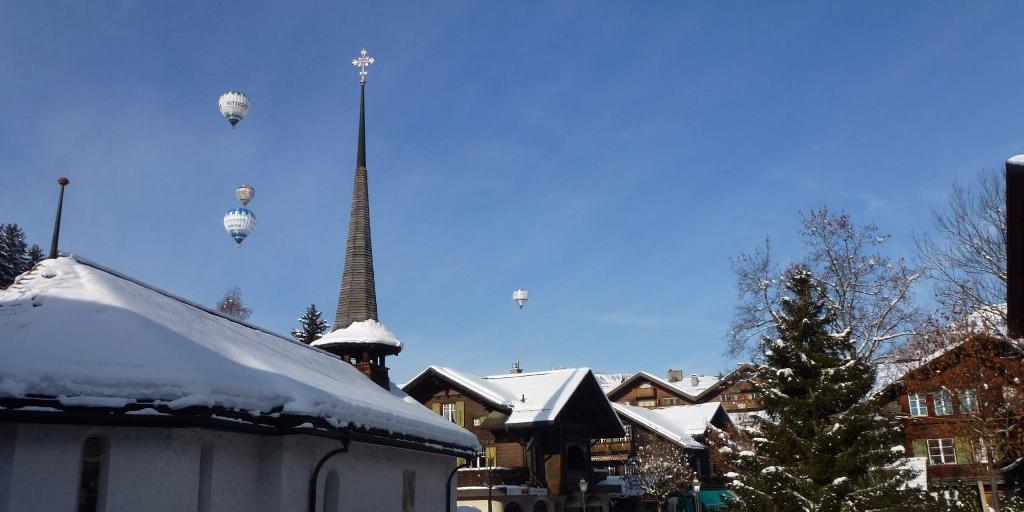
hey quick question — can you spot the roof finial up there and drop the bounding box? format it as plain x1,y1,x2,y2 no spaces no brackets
352,48,374,85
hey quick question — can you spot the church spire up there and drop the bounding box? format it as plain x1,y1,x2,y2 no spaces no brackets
335,49,378,330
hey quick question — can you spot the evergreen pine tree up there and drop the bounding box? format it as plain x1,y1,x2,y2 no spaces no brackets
26,244,44,267
292,304,329,344
0,224,30,289
718,266,936,512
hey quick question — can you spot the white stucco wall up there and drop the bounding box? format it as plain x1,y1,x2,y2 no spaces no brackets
0,422,459,512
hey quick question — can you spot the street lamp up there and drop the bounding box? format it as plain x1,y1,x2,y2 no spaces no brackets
692,477,702,512
578,478,588,512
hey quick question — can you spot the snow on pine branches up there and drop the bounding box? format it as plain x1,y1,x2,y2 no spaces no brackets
711,266,947,512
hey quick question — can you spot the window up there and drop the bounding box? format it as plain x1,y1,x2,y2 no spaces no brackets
441,403,456,422
933,390,953,416
599,424,631,443
661,397,679,406
721,393,737,402
974,438,989,463
77,437,104,512
636,398,657,407
927,439,956,465
1005,386,1023,411
959,389,979,414
908,394,927,416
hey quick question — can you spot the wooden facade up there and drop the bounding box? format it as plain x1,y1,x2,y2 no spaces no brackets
403,368,624,511
880,335,1024,501
606,366,764,421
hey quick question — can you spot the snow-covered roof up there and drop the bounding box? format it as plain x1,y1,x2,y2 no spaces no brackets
594,372,631,393
611,402,705,449
312,319,402,349
645,402,728,436
405,366,598,426
0,255,478,452
607,370,728,401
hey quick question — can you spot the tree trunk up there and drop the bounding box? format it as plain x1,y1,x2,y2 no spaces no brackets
987,459,1001,512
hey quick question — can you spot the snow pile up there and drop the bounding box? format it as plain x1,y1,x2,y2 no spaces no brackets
312,318,402,348
611,402,705,449
0,255,477,451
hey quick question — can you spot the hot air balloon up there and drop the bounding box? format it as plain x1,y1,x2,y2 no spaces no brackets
223,184,256,246
513,288,529,309
218,91,250,128
223,207,256,246
235,184,255,205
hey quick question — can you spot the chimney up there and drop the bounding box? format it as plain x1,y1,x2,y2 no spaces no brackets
1008,157,1024,338
509,361,523,374
690,374,699,387
666,369,683,382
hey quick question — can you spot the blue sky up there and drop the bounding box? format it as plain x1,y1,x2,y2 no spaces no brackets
2,2,1022,382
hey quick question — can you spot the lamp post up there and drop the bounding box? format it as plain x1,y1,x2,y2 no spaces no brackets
578,478,588,512
692,477,702,512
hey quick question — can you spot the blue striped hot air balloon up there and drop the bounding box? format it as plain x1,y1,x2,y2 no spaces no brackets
223,207,256,246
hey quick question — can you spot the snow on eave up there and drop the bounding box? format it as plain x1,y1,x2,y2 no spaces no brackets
403,366,515,411
0,254,480,452
312,319,402,350
612,402,704,449
606,371,699,401
1008,155,1024,166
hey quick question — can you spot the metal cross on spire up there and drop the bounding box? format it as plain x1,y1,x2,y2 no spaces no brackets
352,48,375,84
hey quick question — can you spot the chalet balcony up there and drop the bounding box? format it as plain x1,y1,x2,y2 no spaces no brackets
457,467,530,488
591,440,631,461
634,387,656,399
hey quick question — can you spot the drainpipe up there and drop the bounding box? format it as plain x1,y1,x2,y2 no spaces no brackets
446,461,471,512
308,443,349,512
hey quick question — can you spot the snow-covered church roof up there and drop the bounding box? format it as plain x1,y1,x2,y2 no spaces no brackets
312,319,402,350
0,255,478,454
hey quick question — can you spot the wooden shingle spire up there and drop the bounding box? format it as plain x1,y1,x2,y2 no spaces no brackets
334,51,378,330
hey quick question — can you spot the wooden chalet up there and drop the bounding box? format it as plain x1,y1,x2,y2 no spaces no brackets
402,365,624,512
604,366,763,427
876,334,1024,503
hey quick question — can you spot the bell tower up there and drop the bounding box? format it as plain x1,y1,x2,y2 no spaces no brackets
312,49,401,389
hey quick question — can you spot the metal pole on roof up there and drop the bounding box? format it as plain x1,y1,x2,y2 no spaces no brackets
49,177,69,259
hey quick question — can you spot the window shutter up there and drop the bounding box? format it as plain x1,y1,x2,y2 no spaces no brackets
954,438,971,464
456,401,465,426
431,402,441,415
485,446,497,467
456,457,465,466
912,439,927,461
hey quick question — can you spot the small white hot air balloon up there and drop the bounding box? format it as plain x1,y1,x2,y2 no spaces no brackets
235,184,255,206
513,289,529,309
218,91,250,128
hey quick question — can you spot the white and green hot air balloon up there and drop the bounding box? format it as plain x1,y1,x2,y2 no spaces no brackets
218,91,250,128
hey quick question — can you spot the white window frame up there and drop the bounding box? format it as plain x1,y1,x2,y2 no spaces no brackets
959,389,979,414
927,438,956,465
908,393,928,416
636,398,657,407
933,390,953,416
441,402,457,423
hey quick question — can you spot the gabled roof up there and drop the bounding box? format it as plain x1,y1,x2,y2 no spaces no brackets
605,365,756,402
404,365,618,428
612,403,706,449
0,255,478,453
